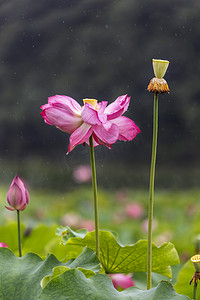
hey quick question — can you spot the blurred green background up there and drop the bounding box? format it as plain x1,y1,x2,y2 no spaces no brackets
0,0,200,189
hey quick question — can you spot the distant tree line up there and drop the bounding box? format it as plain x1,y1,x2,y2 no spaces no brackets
0,0,200,169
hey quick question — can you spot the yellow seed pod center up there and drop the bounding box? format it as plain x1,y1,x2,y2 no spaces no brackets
83,98,98,109
191,254,200,272
152,59,170,79
191,255,200,263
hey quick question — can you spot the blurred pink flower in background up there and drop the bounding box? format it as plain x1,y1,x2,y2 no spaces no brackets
73,165,92,183
125,202,144,219
154,230,172,246
109,273,135,290
5,175,29,211
0,242,8,248
141,218,158,233
41,94,140,153
61,213,81,228
80,219,95,231
61,213,94,231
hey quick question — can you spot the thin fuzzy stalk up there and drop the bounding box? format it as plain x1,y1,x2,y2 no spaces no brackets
89,135,100,259
147,92,159,289
17,210,22,257
193,282,197,300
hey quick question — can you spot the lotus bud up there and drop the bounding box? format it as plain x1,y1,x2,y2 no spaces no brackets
5,175,29,211
148,59,170,94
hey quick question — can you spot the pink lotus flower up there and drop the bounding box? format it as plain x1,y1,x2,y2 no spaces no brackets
0,242,8,248
5,175,30,211
41,95,140,153
109,273,135,290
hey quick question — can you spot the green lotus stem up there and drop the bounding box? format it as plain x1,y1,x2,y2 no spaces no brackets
193,281,197,300
17,210,22,257
147,92,159,289
89,135,100,259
